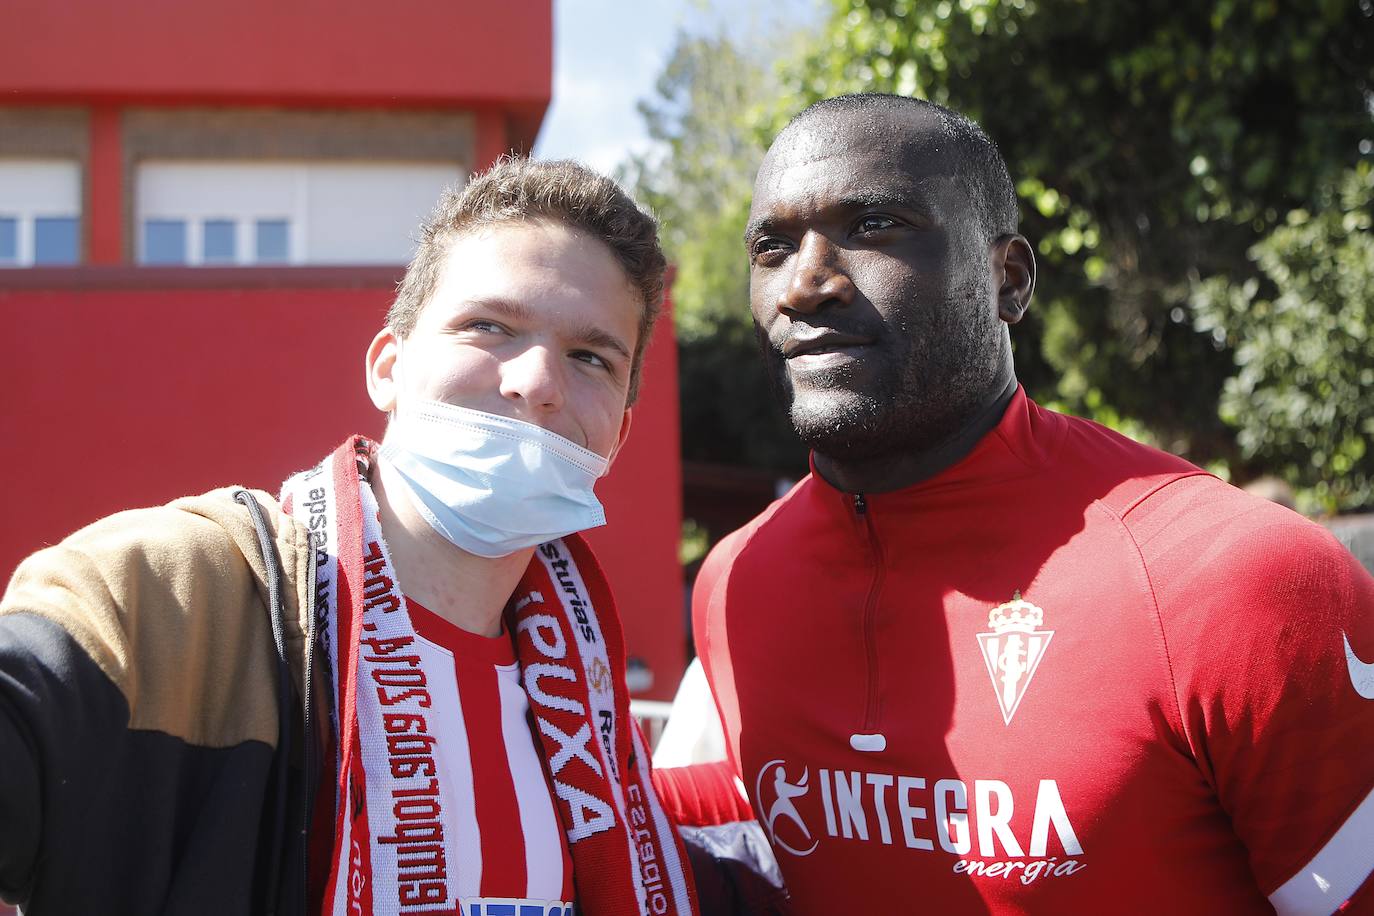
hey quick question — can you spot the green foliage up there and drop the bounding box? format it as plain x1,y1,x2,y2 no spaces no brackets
781,0,1372,476
629,1,1374,507
679,517,711,565
622,32,808,472
1191,164,1374,513
623,33,760,346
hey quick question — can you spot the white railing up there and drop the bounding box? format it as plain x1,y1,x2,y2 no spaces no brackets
630,698,674,752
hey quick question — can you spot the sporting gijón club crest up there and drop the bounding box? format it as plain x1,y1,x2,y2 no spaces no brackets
976,592,1054,725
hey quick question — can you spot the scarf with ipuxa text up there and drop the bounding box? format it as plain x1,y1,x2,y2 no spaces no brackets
281,438,697,916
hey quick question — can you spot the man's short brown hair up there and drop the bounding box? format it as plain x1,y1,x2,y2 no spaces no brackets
387,157,667,404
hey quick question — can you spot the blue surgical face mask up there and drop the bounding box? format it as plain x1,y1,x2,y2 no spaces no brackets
379,399,611,558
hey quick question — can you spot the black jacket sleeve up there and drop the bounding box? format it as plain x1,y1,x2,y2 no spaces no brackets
0,614,44,904
0,613,130,907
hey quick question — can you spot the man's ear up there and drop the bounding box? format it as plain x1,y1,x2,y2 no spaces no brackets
365,326,401,413
605,408,633,467
992,234,1036,325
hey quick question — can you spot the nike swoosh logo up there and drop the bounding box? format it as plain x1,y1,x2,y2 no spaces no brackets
1344,633,1374,699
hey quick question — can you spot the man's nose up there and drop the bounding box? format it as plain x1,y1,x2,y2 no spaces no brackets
499,345,566,413
777,232,855,315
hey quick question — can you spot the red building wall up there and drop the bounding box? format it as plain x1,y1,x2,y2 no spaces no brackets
2,0,552,112
0,269,685,698
1,0,553,262
0,7,685,911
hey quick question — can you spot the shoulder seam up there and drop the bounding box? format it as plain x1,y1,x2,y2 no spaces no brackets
1090,497,1196,772
1117,470,1215,520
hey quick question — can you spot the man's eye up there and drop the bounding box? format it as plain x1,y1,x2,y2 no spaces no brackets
750,237,791,261
571,350,611,370
464,319,508,334
855,214,898,234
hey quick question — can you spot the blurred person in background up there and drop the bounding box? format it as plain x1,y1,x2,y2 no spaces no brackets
689,94,1374,914
1242,475,1298,512
1242,477,1374,577
0,159,705,916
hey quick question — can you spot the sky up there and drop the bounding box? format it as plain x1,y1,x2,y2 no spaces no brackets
532,0,824,174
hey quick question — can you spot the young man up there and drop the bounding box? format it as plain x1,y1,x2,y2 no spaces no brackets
692,94,1374,913
0,159,697,916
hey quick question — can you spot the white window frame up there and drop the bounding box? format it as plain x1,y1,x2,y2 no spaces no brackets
137,161,307,266
135,159,461,266
0,160,82,267
136,214,300,267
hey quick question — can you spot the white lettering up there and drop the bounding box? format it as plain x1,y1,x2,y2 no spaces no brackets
934,779,970,854
1029,780,1083,856
950,855,1087,885
819,768,837,837
517,613,567,659
537,718,603,778
897,776,934,850
524,663,584,715
766,764,1086,873
835,771,869,840
866,773,894,844
554,780,617,841
975,779,1024,857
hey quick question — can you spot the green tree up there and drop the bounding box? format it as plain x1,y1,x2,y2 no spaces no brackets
622,32,808,472
630,1,1374,509
1192,164,1374,513
777,0,1373,491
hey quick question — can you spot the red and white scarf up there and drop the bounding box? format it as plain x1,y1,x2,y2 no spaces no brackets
282,438,697,916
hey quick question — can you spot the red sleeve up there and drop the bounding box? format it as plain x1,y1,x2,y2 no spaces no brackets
1138,486,1374,910
651,762,788,914
652,761,754,828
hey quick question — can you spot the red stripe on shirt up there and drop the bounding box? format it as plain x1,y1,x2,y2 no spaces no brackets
408,599,527,898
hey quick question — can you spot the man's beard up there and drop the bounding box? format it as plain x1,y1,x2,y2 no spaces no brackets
767,356,909,461
757,297,1004,464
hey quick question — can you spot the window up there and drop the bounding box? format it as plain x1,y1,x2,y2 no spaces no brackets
138,214,291,266
300,163,460,263
202,219,236,263
0,218,15,264
0,160,82,267
143,220,187,265
255,219,289,263
33,217,79,265
136,160,462,265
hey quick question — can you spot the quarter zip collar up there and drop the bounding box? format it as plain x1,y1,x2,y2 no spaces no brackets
812,374,1020,494
806,385,1066,515
786,387,1067,754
